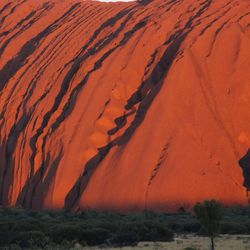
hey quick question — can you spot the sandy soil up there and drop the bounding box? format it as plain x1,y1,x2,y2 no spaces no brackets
80,235,250,250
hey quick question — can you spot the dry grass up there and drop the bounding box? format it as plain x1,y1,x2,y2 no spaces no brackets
80,235,250,250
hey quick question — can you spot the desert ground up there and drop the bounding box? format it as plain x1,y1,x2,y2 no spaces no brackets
80,235,250,250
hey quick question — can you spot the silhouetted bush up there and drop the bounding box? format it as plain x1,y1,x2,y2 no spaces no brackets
82,228,110,245
12,219,44,232
11,231,48,248
135,221,174,241
182,221,201,232
109,228,139,247
220,221,248,234
51,225,85,243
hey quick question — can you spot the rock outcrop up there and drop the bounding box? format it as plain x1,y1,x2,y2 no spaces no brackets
0,0,250,211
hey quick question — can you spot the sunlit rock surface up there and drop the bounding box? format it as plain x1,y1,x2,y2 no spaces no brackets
0,0,250,212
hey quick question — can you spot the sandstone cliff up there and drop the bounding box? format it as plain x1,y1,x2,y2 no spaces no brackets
0,0,250,211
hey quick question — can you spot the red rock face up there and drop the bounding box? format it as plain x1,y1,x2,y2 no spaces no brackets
0,0,250,212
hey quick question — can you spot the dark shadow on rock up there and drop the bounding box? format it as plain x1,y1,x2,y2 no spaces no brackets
239,149,250,190
0,112,31,205
16,149,63,209
0,3,80,92
65,144,112,211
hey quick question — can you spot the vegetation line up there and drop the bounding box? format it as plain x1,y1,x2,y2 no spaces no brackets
0,202,250,249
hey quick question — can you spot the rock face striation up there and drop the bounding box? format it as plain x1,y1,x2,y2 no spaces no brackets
0,0,250,212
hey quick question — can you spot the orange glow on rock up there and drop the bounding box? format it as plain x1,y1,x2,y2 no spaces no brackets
0,0,249,211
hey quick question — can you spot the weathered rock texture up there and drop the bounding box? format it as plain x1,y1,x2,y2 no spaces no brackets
0,0,250,212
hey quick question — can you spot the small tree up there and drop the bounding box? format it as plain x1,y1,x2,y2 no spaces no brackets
194,200,222,250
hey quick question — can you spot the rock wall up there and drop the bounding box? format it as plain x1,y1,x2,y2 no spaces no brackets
0,0,250,211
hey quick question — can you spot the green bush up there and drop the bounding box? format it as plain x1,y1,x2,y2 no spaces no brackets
220,221,248,234
94,220,119,231
0,231,12,246
0,221,15,231
182,221,201,232
51,225,85,243
244,221,250,233
0,205,250,248
167,220,184,232
12,219,43,232
82,228,110,245
109,228,139,247
135,221,174,241
11,231,48,248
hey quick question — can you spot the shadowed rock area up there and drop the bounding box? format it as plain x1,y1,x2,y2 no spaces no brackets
0,0,250,212
239,149,250,190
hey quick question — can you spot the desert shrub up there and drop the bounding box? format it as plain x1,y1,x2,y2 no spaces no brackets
51,225,84,243
243,221,250,233
10,231,48,248
149,224,174,242
0,221,15,231
94,220,119,231
0,220,17,246
3,243,23,250
0,231,12,246
182,220,201,232
132,221,153,240
1,205,250,247
166,218,200,233
135,221,174,241
12,219,43,232
82,228,110,245
27,210,40,217
167,220,184,232
220,221,248,234
109,228,139,247
197,226,208,236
